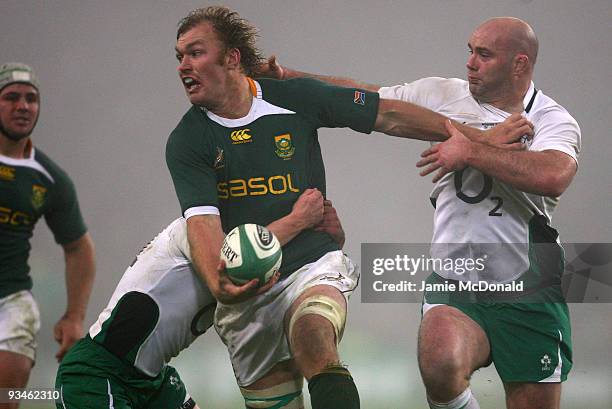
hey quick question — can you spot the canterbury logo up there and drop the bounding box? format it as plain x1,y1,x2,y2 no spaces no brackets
230,129,252,144
0,166,15,181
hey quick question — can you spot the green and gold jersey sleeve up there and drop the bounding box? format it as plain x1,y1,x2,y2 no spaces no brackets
166,107,219,216
261,77,379,134
37,152,87,245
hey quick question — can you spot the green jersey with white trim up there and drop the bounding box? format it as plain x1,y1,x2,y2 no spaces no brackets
166,78,379,275
379,77,581,284
0,147,86,298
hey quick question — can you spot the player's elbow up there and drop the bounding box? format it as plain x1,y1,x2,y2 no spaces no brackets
375,103,419,140
63,232,95,255
374,99,399,135
533,152,577,197
538,171,573,197
375,99,446,141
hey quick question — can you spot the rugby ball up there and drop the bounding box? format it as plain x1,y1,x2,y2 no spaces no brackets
220,224,282,285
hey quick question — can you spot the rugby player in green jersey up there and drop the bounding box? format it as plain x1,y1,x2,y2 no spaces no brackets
55,188,343,409
261,17,579,409
0,63,95,409
165,7,532,409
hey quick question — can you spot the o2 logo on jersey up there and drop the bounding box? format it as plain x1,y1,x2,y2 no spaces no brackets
454,170,503,216
230,129,252,144
217,173,300,199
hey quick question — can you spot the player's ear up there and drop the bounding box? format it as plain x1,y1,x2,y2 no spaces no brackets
225,48,241,71
513,54,529,76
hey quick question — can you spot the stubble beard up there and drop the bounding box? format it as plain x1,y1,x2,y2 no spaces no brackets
0,116,37,141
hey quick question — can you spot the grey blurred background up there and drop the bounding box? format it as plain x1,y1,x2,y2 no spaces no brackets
2,1,610,408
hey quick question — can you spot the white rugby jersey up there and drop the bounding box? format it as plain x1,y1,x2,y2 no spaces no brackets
379,78,581,283
88,218,215,376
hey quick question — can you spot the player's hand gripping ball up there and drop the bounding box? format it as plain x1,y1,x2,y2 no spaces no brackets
220,224,282,286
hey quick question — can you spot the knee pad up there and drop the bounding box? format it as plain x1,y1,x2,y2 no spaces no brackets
240,379,304,409
288,295,346,346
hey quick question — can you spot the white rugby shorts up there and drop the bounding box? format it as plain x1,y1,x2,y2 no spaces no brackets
0,290,40,361
214,250,358,387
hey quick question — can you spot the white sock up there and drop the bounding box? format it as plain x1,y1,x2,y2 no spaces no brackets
427,387,480,409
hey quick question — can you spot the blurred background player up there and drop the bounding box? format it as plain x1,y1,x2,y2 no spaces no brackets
261,16,579,409
166,7,531,409
0,62,95,409
55,188,343,409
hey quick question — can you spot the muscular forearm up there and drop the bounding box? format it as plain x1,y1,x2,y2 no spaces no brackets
376,99,483,142
280,67,486,143
267,213,307,246
63,233,95,320
467,145,576,197
187,215,225,289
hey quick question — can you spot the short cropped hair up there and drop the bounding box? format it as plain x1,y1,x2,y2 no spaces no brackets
177,6,264,76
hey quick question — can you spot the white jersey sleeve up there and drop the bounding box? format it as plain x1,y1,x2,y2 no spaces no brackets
528,99,581,164
168,217,192,261
88,218,215,376
379,77,469,112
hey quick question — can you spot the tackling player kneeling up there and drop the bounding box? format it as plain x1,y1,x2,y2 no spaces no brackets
55,218,206,409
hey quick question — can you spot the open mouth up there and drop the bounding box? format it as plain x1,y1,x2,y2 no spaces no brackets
182,77,201,92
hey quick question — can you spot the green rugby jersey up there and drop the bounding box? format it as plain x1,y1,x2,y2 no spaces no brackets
166,78,379,275
0,147,87,298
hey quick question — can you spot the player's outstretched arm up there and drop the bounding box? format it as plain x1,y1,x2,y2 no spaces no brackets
374,98,533,143
257,58,533,146
55,232,95,361
256,56,381,92
417,121,576,196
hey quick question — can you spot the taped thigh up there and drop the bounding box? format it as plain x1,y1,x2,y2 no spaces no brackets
288,295,346,346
